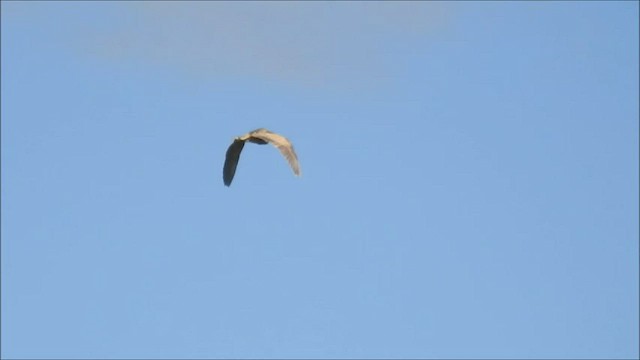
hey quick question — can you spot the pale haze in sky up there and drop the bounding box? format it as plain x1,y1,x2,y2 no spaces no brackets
2,2,638,359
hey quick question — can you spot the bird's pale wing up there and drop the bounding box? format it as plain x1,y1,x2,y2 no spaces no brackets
223,139,245,186
250,130,301,176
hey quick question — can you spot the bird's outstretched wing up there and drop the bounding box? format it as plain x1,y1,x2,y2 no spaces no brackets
249,129,301,176
223,139,245,186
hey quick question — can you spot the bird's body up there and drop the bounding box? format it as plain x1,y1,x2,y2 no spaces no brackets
223,128,300,186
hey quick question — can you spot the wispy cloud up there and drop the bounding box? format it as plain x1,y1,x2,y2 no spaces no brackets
87,2,451,89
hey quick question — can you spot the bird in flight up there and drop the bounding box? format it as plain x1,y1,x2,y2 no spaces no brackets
223,128,301,186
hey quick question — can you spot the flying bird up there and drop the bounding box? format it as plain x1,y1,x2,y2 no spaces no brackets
223,128,301,186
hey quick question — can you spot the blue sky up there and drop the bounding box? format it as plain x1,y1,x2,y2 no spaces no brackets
2,1,638,359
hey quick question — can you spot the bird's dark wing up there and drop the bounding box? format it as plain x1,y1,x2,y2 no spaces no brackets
249,130,301,176
223,139,245,186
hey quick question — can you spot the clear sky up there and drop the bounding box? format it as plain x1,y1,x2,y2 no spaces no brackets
2,2,638,359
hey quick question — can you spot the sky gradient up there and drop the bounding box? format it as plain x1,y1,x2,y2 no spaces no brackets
2,2,638,359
